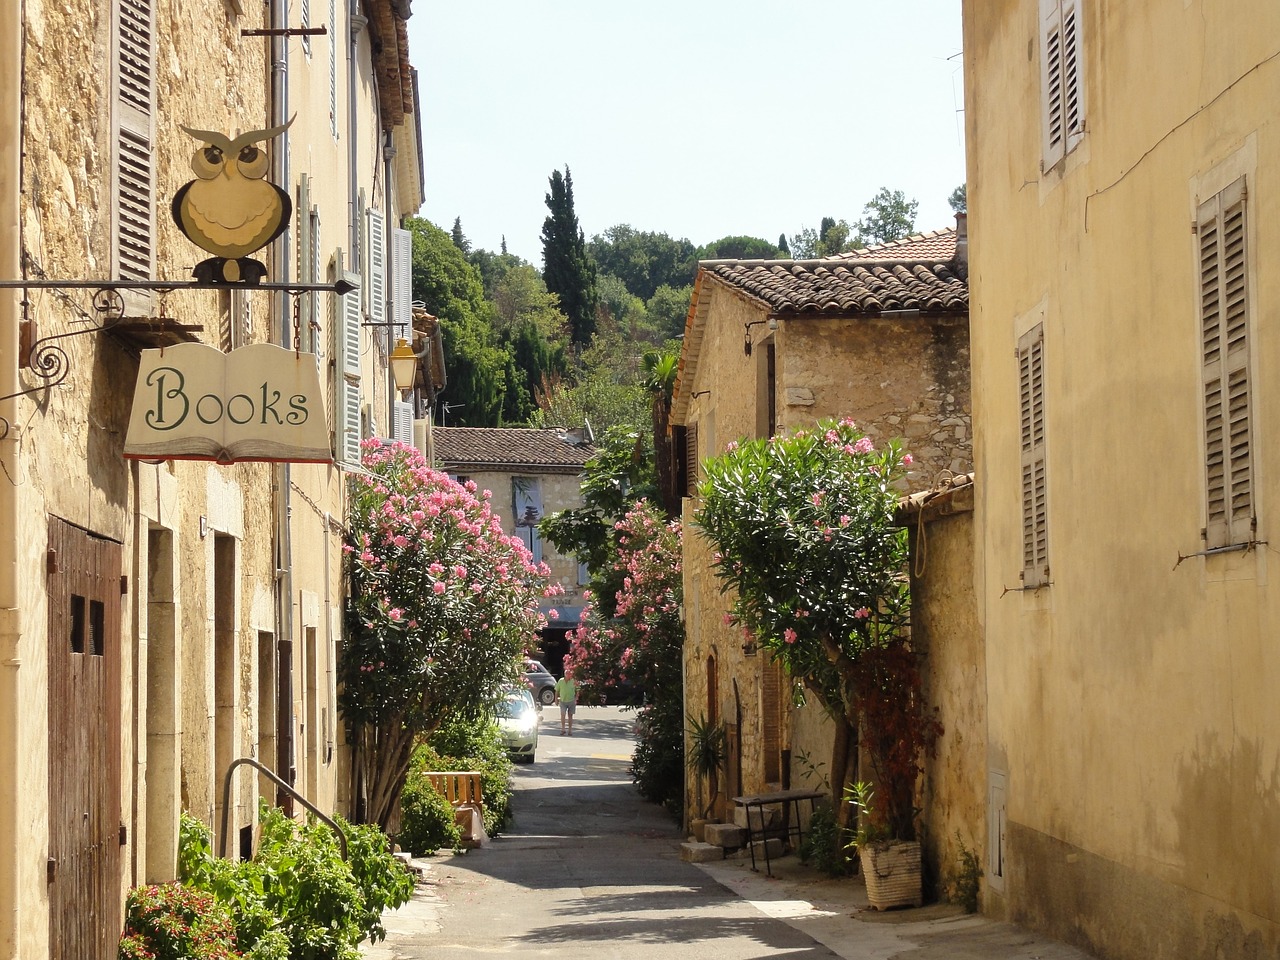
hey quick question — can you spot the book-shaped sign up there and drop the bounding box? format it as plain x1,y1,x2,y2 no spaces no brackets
124,342,332,464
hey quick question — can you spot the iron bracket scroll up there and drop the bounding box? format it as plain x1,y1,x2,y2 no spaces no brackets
0,277,355,440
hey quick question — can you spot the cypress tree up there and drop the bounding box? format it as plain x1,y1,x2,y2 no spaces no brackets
778,233,791,256
541,166,598,346
451,216,470,254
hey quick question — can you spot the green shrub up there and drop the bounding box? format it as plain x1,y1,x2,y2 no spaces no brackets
798,804,852,878
950,831,982,913
397,757,463,856
118,883,242,960
631,698,684,815
178,802,414,960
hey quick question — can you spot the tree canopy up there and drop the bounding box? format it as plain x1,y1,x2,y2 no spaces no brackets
541,167,599,346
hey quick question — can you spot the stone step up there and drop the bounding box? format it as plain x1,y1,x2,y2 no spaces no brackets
704,822,747,849
679,841,726,863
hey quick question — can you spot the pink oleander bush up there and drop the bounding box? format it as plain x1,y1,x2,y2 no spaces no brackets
565,500,684,809
342,439,560,829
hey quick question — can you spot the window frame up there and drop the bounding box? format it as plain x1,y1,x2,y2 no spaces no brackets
1018,323,1049,587
1040,0,1084,172
1198,177,1254,549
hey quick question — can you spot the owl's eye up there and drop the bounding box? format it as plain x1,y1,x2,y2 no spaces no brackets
238,145,270,179
190,146,223,180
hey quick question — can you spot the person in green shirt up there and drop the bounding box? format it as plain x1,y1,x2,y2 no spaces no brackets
554,674,578,736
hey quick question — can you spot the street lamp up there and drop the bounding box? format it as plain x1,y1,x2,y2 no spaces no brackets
389,338,417,393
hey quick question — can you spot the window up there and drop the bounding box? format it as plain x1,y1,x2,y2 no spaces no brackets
684,422,699,497
512,477,543,562
1199,178,1253,549
1040,0,1083,171
1018,324,1049,586
114,0,154,288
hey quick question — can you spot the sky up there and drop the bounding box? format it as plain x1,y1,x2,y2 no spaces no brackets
409,1,965,265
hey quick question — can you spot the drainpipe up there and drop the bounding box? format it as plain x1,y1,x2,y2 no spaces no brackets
348,2,365,260
268,0,296,810
383,130,396,429
0,0,23,951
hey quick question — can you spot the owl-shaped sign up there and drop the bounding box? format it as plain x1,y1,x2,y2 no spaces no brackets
171,119,293,285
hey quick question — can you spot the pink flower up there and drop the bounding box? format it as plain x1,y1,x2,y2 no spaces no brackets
726,440,739,452
548,609,559,620
839,515,851,527
854,607,871,619
784,628,798,644
903,453,914,465
388,607,403,621
433,581,446,595
854,437,874,454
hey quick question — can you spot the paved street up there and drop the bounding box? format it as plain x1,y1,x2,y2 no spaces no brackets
364,706,1096,960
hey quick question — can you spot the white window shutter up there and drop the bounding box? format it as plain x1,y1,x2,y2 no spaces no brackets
393,400,413,443
392,226,413,340
328,0,338,138
1061,0,1084,153
365,208,386,328
337,377,361,466
301,0,311,56
341,268,362,378
310,207,322,349
1040,0,1066,172
296,176,313,351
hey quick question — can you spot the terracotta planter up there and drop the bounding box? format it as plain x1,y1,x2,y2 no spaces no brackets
859,839,923,910
691,818,709,842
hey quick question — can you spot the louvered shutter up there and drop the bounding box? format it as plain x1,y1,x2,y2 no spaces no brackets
116,0,153,283
1199,179,1252,548
310,208,322,349
365,209,386,329
328,0,338,137
340,268,362,378
392,227,413,340
1061,0,1084,154
301,0,311,56
1040,0,1083,171
338,378,361,465
685,422,700,497
1019,325,1049,586
393,400,413,444
296,177,313,351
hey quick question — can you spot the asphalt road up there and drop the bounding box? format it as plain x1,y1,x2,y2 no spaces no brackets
364,706,1097,960
365,705,846,960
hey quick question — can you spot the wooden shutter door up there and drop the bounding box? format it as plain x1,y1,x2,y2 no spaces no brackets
47,519,122,960
1039,0,1065,170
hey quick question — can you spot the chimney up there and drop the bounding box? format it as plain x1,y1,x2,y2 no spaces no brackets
954,211,968,267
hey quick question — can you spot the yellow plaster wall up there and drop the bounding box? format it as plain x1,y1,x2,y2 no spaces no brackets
965,0,1280,954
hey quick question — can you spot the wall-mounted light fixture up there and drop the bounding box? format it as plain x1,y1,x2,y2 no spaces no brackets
743,319,768,356
389,338,417,393
692,389,711,399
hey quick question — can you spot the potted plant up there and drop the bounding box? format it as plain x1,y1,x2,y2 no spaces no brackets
844,631,941,909
687,714,727,839
844,780,923,910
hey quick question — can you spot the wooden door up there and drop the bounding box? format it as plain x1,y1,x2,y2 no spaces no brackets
47,518,123,960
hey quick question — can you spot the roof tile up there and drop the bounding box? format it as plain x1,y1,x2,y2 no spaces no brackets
432,427,596,472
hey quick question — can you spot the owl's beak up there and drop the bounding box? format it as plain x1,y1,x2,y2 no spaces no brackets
222,160,239,180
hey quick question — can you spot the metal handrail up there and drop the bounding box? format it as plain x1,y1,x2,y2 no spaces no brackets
218,756,348,860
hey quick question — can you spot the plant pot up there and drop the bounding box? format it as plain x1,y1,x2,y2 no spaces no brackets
859,839,922,910
691,818,709,842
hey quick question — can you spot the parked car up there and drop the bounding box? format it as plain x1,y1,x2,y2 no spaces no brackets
523,659,557,705
496,691,539,763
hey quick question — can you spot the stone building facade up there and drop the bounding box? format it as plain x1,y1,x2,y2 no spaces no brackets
0,0,423,955
672,222,970,825
963,1,1280,955
431,426,597,672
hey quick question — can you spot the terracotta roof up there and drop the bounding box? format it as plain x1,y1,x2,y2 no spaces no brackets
367,0,415,129
433,427,596,473
839,226,958,263
896,473,975,522
702,257,967,317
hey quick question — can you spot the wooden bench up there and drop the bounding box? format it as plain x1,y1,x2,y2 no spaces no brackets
425,771,486,847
